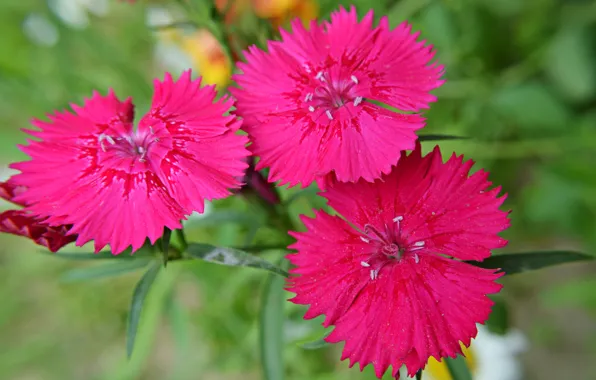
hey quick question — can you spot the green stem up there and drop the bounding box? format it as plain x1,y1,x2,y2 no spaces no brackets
175,228,189,251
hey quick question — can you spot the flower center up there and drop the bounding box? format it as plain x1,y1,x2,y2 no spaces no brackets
304,71,364,121
98,126,160,163
359,216,425,280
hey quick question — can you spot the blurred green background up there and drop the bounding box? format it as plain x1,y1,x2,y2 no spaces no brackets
1,0,596,379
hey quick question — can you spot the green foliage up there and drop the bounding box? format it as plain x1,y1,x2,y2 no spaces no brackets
445,355,473,380
473,251,595,275
126,261,162,358
1,0,596,379
186,243,289,277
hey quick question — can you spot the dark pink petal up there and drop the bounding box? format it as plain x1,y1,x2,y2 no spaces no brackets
287,145,509,379
0,210,75,252
11,72,249,254
325,145,509,261
139,71,250,213
232,6,443,186
0,181,27,206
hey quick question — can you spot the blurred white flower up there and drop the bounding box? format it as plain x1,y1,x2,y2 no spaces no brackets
402,325,528,380
22,13,59,47
48,0,109,29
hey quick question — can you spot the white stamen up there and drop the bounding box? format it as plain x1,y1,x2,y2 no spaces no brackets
308,106,315,112
393,216,403,223
370,269,378,280
105,135,115,145
138,146,145,154
149,126,155,134
361,261,370,267
414,253,420,264
325,110,333,120
353,96,363,106
413,241,425,247
370,269,379,280
304,93,313,102
351,75,358,84
360,236,370,243
315,71,324,80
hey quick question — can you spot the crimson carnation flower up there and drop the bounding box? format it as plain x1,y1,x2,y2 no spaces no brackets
1,181,75,252
287,145,510,378
10,71,249,255
231,6,444,187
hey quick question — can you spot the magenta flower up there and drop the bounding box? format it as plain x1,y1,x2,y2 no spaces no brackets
232,6,444,187
1,181,76,252
10,71,250,255
287,145,509,378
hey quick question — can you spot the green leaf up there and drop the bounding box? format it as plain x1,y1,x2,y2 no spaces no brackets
545,26,596,102
490,82,571,133
472,251,594,275
183,210,260,228
486,296,509,335
416,370,423,380
259,259,288,380
186,243,289,277
60,258,152,282
445,355,472,380
300,332,331,350
49,250,134,260
418,134,467,142
127,261,162,358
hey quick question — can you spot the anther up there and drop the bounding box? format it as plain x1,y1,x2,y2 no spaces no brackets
413,241,425,247
393,216,404,223
414,253,420,264
308,106,315,112
361,261,370,267
360,236,370,243
370,269,379,280
325,110,333,120
354,96,363,106
304,93,313,102
351,75,358,84
149,126,154,134
315,71,324,81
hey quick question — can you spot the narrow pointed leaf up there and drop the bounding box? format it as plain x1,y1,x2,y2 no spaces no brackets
60,258,152,282
127,261,161,358
445,355,472,380
300,331,332,350
186,243,289,277
472,251,594,275
49,250,130,260
183,210,260,228
260,259,288,380
416,370,423,380
418,134,467,142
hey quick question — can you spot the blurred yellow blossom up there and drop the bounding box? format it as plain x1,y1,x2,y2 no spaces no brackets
216,0,318,26
180,29,231,89
424,344,477,380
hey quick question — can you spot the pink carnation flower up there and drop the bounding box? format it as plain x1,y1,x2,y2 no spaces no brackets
287,145,510,378
10,71,249,255
1,181,76,252
232,6,444,187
